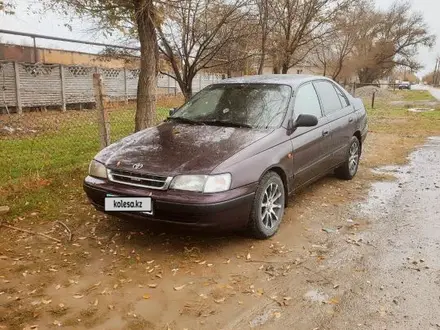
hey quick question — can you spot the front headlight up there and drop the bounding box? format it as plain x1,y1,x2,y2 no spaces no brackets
89,160,108,179
170,174,231,193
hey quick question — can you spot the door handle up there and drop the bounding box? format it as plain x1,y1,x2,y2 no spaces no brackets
322,130,330,137
348,117,354,123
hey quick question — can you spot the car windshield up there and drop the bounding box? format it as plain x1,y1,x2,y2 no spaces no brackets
170,84,292,129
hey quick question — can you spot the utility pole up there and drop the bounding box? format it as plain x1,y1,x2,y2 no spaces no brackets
434,57,440,86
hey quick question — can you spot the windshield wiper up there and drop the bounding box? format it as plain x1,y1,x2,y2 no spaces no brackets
167,117,200,125
200,120,252,129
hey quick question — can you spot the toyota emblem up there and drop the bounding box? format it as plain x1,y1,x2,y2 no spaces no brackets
132,163,144,170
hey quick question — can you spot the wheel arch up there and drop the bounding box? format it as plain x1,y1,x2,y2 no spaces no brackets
260,166,290,206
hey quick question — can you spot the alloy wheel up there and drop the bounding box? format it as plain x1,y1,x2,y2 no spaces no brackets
260,182,284,229
348,141,360,176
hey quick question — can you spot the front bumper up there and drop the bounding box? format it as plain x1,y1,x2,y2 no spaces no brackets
83,176,256,229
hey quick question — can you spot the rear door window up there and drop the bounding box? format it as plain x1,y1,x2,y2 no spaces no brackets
313,81,343,115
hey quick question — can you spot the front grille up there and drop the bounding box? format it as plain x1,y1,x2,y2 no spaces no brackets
108,169,172,190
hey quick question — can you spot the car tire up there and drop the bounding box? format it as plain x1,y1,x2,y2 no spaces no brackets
335,136,361,180
248,172,286,239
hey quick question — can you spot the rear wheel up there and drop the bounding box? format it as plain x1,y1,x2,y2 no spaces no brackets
335,136,361,180
248,172,285,239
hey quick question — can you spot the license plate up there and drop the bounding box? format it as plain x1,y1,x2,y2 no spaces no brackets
105,196,152,213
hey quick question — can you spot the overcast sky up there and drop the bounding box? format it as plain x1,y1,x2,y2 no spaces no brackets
0,0,439,76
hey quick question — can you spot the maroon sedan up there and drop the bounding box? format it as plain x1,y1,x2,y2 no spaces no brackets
84,75,367,239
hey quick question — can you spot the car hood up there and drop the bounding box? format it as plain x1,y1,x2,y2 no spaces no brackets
95,122,271,176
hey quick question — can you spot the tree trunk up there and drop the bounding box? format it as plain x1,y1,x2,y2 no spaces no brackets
281,63,289,74
135,0,158,132
258,50,266,75
273,66,279,74
182,84,193,102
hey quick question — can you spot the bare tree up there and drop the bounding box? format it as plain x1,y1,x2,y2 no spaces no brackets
354,1,435,84
255,0,278,74
310,1,370,81
158,0,252,101
268,0,353,74
0,1,15,14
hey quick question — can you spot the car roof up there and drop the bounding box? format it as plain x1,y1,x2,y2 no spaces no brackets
213,74,331,89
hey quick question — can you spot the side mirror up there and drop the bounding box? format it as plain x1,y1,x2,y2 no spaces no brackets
295,114,318,127
169,108,176,116
287,114,318,135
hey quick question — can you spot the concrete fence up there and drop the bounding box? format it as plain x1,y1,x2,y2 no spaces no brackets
0,61,223,113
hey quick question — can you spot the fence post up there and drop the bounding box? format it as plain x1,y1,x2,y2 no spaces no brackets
371,91,376,109
199,74,202,92
60,64,66,111
13,62,22,114
93,73,110,149
123,67,128,104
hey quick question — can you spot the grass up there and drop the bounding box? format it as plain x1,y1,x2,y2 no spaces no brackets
394,89,437,102
0,106,171,219
0,107,169,185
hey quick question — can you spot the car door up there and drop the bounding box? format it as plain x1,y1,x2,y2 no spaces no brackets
290,82,330,189
313,80,356,168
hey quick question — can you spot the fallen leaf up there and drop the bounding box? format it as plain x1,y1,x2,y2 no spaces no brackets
274,312,281,319
283,296,292,301
93,299,99,306
147,260,155,264
58,303,65,308
214,297,226,304
327,298,339,305
174,284,186,291
198,261,206,265
73,294,84,299
143,294,151,299
224,259,231,264
199,293,208,299
53,320,61,326
42,299,52,305
55,284,61,290
108,305,114,310
246,253,251,260
207,263,213,267
148,284,158,288
238,301,243,305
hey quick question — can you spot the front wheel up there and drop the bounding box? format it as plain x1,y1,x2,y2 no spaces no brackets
335,136,361,180
248,172,286,239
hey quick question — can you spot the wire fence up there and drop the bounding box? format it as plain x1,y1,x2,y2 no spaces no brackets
0,93,183,191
